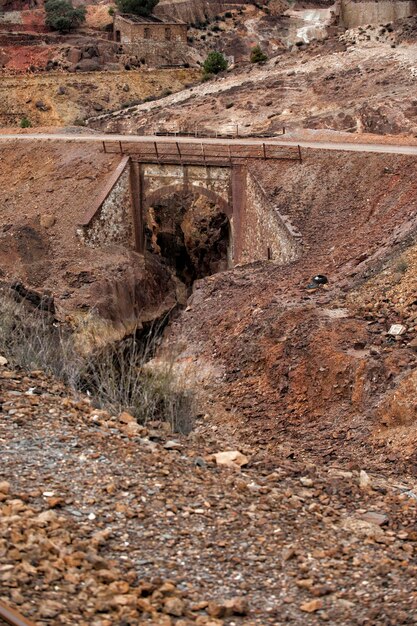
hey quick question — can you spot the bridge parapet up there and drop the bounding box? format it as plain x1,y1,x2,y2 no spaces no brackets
101,139,301,166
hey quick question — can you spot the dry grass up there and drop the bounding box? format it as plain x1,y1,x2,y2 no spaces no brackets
0,288,194,433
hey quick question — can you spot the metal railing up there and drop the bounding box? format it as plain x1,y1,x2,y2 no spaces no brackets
102,139,301,165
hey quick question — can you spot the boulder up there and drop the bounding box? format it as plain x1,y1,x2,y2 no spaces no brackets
213,451,248,468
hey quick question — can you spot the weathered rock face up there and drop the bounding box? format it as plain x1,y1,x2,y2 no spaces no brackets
378,370,417,427
155,0,234,24
146,191,230,286
154,148,417,470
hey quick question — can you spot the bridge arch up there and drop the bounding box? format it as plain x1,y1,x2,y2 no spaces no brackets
144,183,231,218
143,181,233,284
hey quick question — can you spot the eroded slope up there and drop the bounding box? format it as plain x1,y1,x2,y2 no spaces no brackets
0,140,180,341
159,148,417,471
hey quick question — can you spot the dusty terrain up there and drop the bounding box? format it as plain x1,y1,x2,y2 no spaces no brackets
2,364,417,625
0,140,183,343
156,147,417,470
0,69,198,127
91,20,417,137
1,2,417,625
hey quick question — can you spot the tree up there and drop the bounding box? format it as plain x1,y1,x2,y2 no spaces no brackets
115,0,159,17
250,44,267,64
44,0,86,33
202,51,228,76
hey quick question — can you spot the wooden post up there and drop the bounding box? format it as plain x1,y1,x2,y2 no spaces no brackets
119,140,123,154
176,141,182,162
262,143,267,160
298,145,302,163
283,126,286,135
154,141,159,161
102,140,107,153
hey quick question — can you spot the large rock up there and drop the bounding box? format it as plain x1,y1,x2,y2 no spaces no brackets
213,451,249,468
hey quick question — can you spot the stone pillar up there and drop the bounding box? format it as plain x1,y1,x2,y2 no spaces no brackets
129,160,145,253
231,164,247,264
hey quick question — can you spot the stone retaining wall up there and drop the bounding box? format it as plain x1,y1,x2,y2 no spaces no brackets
341,0,417,27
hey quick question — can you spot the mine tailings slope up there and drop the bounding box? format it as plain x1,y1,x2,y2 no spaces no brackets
162,146,417,473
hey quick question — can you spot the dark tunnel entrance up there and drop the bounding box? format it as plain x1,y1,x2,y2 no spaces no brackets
145,191,231,287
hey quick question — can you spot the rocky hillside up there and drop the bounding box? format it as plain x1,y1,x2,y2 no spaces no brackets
90,14,417,137
0,68,198,127
155,146,417,473
2,362,417,625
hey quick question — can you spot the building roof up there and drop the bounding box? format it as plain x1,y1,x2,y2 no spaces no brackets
118,13,187,25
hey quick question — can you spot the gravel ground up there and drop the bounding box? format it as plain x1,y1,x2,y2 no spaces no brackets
1,365,417,625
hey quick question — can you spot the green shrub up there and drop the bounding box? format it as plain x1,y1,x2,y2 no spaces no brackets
250,44,268,64
108,6,115,15
20,116,31,128
202,51,227,75
45,0,86,33
116,0,159,17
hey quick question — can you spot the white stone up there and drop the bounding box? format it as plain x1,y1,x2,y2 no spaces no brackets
213,450,249,468
388,324,406,336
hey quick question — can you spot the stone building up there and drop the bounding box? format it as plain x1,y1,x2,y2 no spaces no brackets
113,13,188,45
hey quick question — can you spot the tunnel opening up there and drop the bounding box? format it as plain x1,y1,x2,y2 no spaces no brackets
145,191,231,287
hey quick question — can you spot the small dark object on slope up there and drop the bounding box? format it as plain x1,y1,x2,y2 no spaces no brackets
306,274,329,291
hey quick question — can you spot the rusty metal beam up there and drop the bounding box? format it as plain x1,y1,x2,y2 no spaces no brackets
0,601,37,626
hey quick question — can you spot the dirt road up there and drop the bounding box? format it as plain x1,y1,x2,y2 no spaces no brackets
2,131,417,156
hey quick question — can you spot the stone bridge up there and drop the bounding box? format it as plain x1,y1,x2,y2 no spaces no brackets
79,142,302,277
130,161,246,264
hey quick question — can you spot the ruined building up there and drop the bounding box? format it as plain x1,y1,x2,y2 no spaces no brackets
113,13,190,67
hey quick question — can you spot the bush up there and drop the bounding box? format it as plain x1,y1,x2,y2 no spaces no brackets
0,290,81,386
115,0,159,17
20,116,31,128
250,44,268,64
45,0,86,33
0,289,194,433
81,330,194,433
202,51,227,75
108,6,115,15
